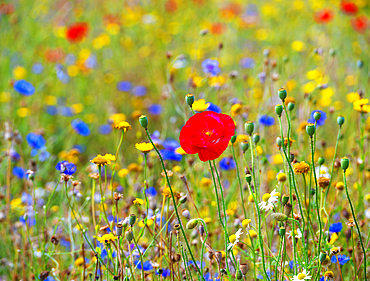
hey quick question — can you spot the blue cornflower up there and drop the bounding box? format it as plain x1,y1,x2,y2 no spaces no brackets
146,186,158,197
132,85,147,96
163,138,180,151
73,144,86,153
117,81,132,92
319,277,324,281
207,103,222,113
202,59,221,77
219,157,236,170
26,133,46,152
187,261,206,268
71,119,90,136
99,124,112,135
46,106,58,115
56,161,77,175
289,260,299,270
22,192,33,205
148,104,162,115
32,63,44,74
60,106,74,117
9,149,20,161
38,147,50,162
14,80,35,96
156,268,171,278
257,270,273,280
85,55,97,69
331,254,350,265
240,57,255,69
20,215,36,227
307,110,327,126
13,166,25,178
135,260,153,271
56,69,70,84
259,115,275,126
160,149,182,161
329,222,343,233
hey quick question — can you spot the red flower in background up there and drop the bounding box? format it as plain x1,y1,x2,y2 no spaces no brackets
45,48,65,63
351,16,368,33
180,111,235,162
314,9,334,24
66,22,89,43
340,1,358,15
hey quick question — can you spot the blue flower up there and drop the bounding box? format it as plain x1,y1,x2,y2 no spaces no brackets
288,260,299,270
202,59,221,77
9,149,20,161
259,115,275,126
307,110,327,126
163,138,180,151
13,166,25,178
99,124,112,135
56,161,77,175
219,157,236,170
160,149,182,161
319,277,324,281
156,268,171,278
20,215,36,227
135,260,153,271
207,103,222,113
71,119,90,136
148,104,162,115
45,106,58,115
257,270,273,280
14,80,35,96
331,254,350,265
56,69,70,84
32,63,44,74
329,222,343,233
26,133,46,150
22,192,33,205
132,85,147,96
117,81,132,92
146,186,158,197
60,106,74,117
85,55,97,69
240,57,255,69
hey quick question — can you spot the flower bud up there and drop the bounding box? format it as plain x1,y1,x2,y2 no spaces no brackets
271,213,288,222
240,141,249,153
313,111,321,121
186,219,198,230
231,135,237,144
284,203,292,216
276,137,282,147
282,194,289,205
180,195,187,204
125,231,133,242
306,124,315,137
236,270,243,280
116,223,123,236
341,157,349,171
279,227,286,237
337,116,345,126
287,102,295,111
318,157,325,166
319,252,327,263
139,115,148,129
245,174,252,184
275,104,283,116
252,134,260,144
278,88,287,101
129,214,136,226
310,188,316,196
245,121,254,135
186,94,195,107
239,263,248,275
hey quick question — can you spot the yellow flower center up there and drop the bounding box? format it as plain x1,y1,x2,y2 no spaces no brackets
205,131,213,137
297,273,306,280
262,193,271,202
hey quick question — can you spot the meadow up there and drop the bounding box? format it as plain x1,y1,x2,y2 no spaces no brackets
1,0,370,280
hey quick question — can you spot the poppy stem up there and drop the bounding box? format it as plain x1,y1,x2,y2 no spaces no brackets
231,145,247,219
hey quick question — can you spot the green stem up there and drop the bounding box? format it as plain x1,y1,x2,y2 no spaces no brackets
231,145,247,218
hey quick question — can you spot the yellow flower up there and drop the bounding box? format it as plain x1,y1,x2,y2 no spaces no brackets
96,233,118,244
175,147,187,155
74,257,85,267
231,104,243,117
135,142,154,153
118,169,129,178
293,161,310,174
101,154,116,164
133,198,144,205
354,98,370,113
249,230,257,238
277,172,287,182
346,92,360,103
242,219,251,228
192,99,210,112
200,177,212,187
90,156,109,166
236,135,249,142
115,121,132,131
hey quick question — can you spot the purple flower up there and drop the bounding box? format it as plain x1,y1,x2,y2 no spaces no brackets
14,80,35,96
240,57,255,69
201,59,221,77
117,81,132,92
56,161,77,175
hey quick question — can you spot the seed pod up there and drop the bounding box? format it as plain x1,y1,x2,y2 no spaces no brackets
239,263,249,275
139,115,148,129
245,121,254,135
271,213,288,222
278,88,287,101
284,203,292,216
186,219,198,230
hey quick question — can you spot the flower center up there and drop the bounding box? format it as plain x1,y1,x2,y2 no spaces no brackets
205,130,213,137
262,193,271,202
297,273,306,280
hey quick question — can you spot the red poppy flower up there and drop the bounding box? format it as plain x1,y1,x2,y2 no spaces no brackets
340,1,358,15
180,111,235,162
314,9,334,24
66,22,89,43
351,16,368,33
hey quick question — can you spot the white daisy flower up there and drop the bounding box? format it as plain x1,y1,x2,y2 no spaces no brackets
315,165,330,179
287,228,302,240
291,269,311,281
258,189,280,211
227,228,243,251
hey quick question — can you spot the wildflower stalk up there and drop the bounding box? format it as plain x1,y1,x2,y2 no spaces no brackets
231,145,247,218
132,228,145,280
91,179,97,235
98,166,110,225
343,170,367,280
144,128,204,280
248,135,270,281
196,219,208,278
310,135,322,255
